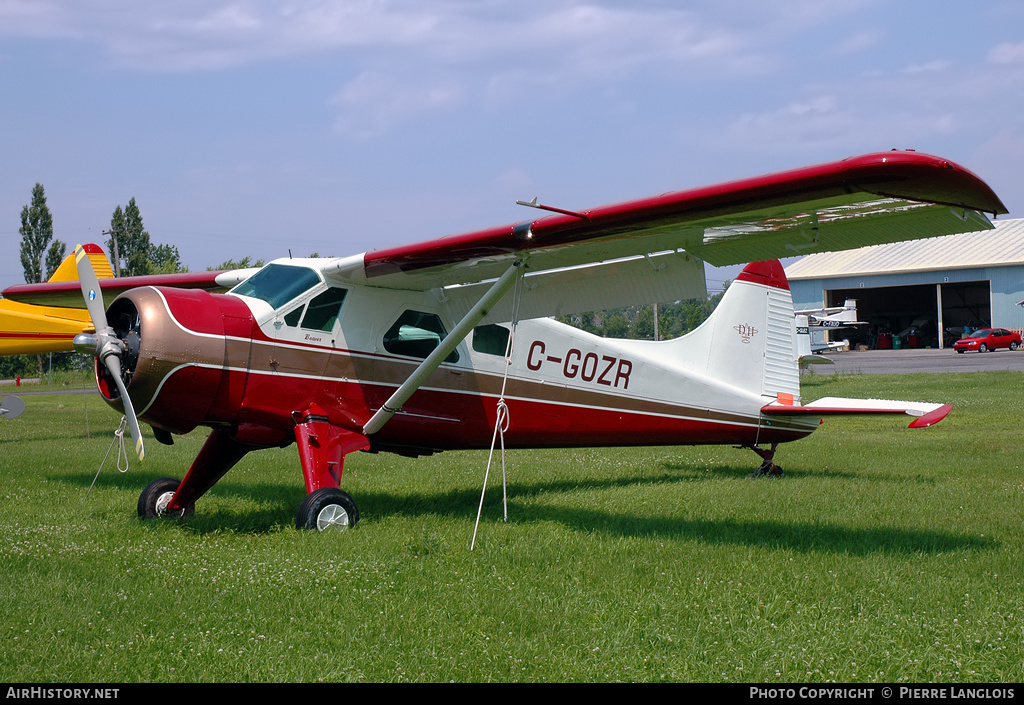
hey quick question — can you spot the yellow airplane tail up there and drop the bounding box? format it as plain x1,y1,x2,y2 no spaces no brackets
0,245,112,356
47,243,114,282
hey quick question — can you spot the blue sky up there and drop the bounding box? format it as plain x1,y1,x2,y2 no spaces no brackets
2,1,1023,292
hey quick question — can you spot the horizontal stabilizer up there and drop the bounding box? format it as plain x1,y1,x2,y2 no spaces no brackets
799,354,834,367
762,397,952,428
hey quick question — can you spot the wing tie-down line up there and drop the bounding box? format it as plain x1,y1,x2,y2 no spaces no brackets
472,263,526,551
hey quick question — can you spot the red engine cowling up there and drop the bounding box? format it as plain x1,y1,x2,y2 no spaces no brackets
95,287,256,435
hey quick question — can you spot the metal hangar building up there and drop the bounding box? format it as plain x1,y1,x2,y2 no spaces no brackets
785,218,1024,350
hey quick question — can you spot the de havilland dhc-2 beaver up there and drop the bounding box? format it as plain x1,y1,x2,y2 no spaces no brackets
1,151,1008,531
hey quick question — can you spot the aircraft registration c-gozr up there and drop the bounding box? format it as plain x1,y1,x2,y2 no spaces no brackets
2,150,1006,532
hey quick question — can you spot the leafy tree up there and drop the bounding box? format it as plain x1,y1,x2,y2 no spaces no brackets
209,256,266,271
45,241,67,280
556,282,730,341
106,198,187,275
631,306,655,340
603,313,630,339
107,199,151,276
18,183,66,283
150,243,186,274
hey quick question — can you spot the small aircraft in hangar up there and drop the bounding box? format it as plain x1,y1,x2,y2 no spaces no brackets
1,151,1007,531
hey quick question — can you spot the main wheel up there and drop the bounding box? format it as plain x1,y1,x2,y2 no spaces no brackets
296,488,359,532
138,477,194,519
1011,341,1019,351
980,343,989,353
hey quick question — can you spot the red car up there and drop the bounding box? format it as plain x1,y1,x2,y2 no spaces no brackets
953,328,1022,353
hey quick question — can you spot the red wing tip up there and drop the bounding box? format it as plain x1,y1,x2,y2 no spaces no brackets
908,404,953,428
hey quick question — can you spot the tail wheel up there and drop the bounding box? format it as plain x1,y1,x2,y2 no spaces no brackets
138,477,194,519
296,488,359,532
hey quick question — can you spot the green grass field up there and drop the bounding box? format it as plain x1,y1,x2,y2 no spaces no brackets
1,372,1022,682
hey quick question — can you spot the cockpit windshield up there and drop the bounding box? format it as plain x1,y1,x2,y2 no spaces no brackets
231,264,321,309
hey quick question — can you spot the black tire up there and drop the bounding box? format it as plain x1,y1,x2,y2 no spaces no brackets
980,343,988,353
956,349,964,354
138,477,194,519
296,488,359,531
1012,341,1019,351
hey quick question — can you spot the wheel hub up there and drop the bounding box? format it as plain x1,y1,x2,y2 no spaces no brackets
155,491,175,516
316,504,351,531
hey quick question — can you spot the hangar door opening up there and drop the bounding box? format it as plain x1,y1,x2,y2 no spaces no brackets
824,281,991,349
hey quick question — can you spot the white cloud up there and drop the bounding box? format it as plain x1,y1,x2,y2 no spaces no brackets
903,60,950,74
0,2,764,76
332,71,463,139
989,41,1024,65
727,95,849,150
831,29,884,57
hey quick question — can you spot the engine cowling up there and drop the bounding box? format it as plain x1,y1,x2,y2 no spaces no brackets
95,287,256,435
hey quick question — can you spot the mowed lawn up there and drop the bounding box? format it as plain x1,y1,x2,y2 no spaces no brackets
1,371,1022,682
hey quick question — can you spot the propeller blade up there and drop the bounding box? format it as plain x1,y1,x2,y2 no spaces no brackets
103,354,145,460
74,244,108,331
72,244,145,461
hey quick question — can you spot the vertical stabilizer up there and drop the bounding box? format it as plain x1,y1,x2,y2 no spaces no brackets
48,244,114,282
667,260,800,403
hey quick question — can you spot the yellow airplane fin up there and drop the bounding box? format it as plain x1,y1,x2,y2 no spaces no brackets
48,244,114,282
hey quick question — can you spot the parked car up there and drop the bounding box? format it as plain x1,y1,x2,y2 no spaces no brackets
952,328,1022,353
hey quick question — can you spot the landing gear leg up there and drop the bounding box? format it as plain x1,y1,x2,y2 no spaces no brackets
745,443,783,478
292,404,371,531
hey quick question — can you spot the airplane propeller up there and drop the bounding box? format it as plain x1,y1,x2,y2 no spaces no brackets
71,245,145,460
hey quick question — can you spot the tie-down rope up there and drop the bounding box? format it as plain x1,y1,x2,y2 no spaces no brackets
86,416,130,501
471,263,525,550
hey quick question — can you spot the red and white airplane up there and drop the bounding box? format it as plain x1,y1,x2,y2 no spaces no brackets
2,151,1007,531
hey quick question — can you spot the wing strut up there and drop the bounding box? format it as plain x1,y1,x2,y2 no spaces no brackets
362,261,525,436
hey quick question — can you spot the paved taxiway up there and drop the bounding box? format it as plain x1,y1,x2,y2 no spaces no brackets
806,348,1024,375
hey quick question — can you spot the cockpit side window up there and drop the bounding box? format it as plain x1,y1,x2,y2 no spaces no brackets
383,310,459,363
301,288,348,332
231,264,321,309
283,306,303,327
472,324,510,356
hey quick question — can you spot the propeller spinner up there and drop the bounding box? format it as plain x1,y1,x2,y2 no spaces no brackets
71,245,145,460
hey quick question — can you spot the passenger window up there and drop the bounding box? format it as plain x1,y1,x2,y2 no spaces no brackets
383,310,459,363
301,288,347,332
472,324,510,356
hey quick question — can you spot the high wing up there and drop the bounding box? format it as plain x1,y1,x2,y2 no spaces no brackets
2,151,1005,325
325,151,1005,323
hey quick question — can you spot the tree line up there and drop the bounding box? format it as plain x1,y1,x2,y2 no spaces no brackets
558,288,727,340
5,184,189,377
17,183,187,284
